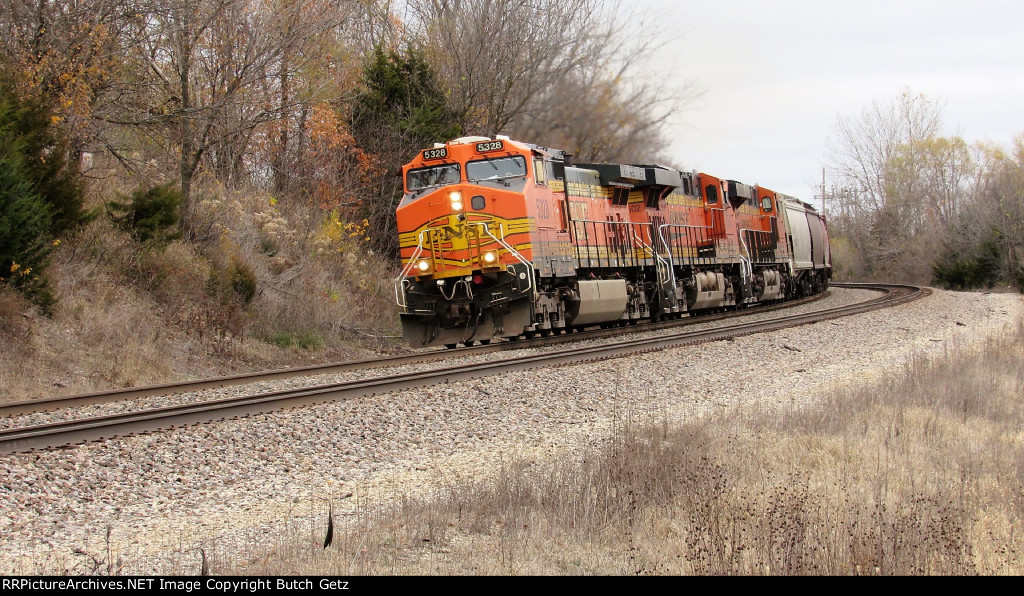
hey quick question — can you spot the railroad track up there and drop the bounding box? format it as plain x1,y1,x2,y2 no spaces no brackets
0,283,924,454
0,289,830,418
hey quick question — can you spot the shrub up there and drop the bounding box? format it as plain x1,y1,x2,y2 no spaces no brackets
228,259,257,305
268,330,325,350
932,234,1001,290
207,256,257,306
0,284,31,339
108,183,184,244
137,240,211,319
194,250,258,341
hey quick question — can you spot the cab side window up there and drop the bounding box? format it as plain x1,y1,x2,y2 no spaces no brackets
533,158,547,186
705,184,719,205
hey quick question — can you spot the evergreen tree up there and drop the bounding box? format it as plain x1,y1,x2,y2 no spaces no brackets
0,140,54,306
0,79,85,237
348,45,462,258
932,231,1003,290
350,45,462,155
0,75,85,308
108,183,184,244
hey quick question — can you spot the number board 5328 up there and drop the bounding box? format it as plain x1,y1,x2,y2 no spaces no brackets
422,147,448,160
476,140,504,153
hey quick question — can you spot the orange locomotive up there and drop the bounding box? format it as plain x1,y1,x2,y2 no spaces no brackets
395,136,831,348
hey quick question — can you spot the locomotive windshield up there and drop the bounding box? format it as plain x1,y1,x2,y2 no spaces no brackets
407,164,461,192
467,156,527,182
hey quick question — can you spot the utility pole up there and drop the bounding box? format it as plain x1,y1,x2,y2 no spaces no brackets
821,167,826,218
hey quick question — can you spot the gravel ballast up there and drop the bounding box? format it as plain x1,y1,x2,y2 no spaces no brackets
0,287,1020,574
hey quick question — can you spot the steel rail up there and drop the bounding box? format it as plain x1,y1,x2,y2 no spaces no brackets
0,283,923,454
0,290,830,418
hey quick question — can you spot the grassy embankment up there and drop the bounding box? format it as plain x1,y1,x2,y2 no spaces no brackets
0,185,401,401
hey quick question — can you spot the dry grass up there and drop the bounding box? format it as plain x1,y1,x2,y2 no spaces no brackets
0,184,400,402
202,321,1024,576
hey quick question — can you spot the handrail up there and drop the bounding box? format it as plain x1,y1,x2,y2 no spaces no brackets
394,230,429,308
396,221,537,309
656,221,718,268
630,227,670,289
737,227,777,279
737,227,755,281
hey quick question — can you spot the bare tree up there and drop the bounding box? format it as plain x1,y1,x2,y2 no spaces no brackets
885,135,975,231
105,0,348,201
509,58,684,164
828,91,943,214
826,91,957,281
265,1,402,197
972,137,1024,287
404,0,684,145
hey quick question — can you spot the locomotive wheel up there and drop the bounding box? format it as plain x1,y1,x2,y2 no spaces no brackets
444,343,457,350
480,339,491,345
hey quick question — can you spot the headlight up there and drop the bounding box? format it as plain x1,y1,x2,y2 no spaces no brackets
482,251,498,264
449,191,463,212
416,259,431,272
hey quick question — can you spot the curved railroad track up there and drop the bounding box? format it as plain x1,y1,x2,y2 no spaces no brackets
1,288,832,417
0,283,925,454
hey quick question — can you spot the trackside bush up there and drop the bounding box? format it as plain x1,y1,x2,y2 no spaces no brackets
208,257,257,306
932,234,1001,290
108,183,184,244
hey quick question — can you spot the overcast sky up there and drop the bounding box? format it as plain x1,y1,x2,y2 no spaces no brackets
637,0,1024,206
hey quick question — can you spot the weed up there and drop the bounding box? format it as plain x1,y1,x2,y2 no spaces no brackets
269,331,325,350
